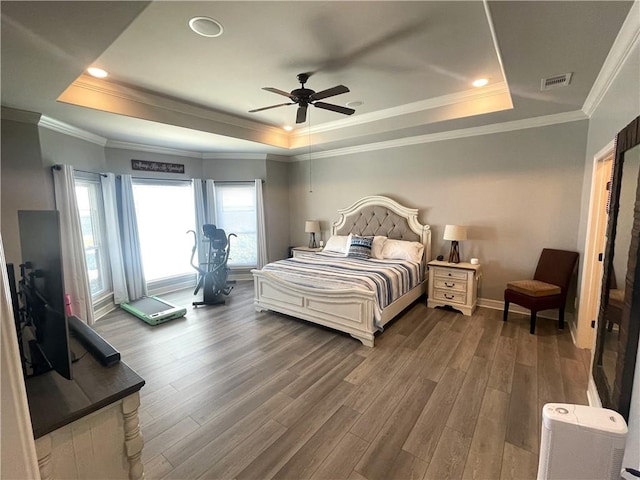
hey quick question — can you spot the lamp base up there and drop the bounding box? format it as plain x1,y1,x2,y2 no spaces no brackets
308,232,317,249
448,241,460,263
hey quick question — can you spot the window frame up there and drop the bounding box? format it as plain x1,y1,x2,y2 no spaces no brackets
74,173,112,299
131,178,197,283
213,181,258,269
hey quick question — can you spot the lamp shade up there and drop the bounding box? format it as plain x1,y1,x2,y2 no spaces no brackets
305,220,320,233
443,224,467,241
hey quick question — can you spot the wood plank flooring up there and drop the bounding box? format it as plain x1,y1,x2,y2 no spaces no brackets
95,281,591,480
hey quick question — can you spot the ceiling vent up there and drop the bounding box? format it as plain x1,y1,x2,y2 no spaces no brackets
541,73,573,91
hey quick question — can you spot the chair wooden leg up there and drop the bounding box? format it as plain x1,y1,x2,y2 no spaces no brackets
559,308,565,330
530,311,537,334
503,301,509,322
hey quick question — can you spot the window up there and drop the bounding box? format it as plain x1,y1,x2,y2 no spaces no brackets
74,176,110,297
215,183,257,267
132,180,196,281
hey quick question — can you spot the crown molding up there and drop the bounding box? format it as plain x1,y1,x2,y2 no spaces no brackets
293,110,587,160
2,106,42,125
105,139,203,158
291,83,510,138
582,0,640,117
67,75,286,138
38,115,107,146
202,153,267,160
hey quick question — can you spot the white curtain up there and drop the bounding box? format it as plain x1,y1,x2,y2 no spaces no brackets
193,179,207,266
101,173,128,305
52,165,95,325
205,179,217,225
255,179,268,269
118,174,148,300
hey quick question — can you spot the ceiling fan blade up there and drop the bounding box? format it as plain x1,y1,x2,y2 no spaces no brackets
249,102,293,113
310,85,349,101
296,105,308,123
263,87,295,99
313,101,355,116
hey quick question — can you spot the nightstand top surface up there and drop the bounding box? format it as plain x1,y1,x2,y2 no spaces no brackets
428,260,482,271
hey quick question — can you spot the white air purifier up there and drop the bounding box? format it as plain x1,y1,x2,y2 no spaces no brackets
537,403,628,480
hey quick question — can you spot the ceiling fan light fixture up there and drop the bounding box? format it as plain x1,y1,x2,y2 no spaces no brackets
189,16,223,38
472,78,489,87
87,67,108,78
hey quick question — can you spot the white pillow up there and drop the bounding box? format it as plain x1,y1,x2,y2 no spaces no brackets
381,239,424,263
371,236,387,259
323,234,352,255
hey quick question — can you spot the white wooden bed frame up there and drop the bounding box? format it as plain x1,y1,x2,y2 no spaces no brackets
252,195,431,347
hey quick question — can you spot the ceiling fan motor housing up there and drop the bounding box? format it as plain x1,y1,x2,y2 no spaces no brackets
291,88,315,102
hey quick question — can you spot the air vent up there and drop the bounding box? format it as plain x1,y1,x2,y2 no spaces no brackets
541,73,573,90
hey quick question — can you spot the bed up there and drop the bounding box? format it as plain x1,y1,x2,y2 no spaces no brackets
252,195,431,346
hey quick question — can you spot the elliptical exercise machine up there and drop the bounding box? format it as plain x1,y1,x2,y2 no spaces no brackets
188,224,237,307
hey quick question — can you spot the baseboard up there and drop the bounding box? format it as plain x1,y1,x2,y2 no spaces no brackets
477,297,575,323
229,272,253,281
587,375,602,408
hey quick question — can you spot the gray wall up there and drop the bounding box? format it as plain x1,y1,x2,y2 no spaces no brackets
288,121,588,301
39,128,107,171
1,118,53,268
202,157,265,182
265,157,291,262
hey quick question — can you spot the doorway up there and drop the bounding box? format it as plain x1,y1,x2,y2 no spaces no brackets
575,141,614,350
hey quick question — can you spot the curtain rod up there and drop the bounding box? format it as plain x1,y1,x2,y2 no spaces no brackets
210,180,265,184
52,165,107,177
52,166,265,184
119,175,191,183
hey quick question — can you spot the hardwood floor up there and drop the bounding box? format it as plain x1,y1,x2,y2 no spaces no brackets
95,281,591,480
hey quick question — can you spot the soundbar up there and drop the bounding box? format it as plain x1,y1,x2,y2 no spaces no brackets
68,315,120,367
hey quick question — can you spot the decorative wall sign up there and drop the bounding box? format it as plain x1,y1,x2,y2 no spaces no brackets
131,160,185,174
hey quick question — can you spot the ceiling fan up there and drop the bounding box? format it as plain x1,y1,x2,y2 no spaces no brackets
249,73,355,124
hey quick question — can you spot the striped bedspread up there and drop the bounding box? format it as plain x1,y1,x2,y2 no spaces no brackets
261,252,424,320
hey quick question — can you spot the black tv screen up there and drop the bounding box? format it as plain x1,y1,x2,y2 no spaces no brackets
18,210,72,380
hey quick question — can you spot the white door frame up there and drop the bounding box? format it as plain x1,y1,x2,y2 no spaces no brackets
575,140,614,350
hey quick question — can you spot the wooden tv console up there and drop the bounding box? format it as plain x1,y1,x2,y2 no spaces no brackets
25,337,145,480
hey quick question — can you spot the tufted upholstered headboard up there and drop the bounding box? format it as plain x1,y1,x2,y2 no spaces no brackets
331,195,431,263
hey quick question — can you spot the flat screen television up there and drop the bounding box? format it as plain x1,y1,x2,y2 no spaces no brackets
17,210,73,380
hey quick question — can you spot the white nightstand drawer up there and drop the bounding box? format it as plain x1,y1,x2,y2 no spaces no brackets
433,267,468,281
432,289,466,305
434,278,467,292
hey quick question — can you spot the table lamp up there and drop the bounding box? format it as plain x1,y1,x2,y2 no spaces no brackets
443,224,467,263
305,220,320,248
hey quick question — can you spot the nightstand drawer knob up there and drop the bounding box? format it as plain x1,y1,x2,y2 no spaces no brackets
444,294,455,299
444,282,455,287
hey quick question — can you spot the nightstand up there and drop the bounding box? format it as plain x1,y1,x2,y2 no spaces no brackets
291,246,323,258
427,260,482,316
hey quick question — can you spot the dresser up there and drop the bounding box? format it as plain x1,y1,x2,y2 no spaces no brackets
427,260,482,316
25,337,145,480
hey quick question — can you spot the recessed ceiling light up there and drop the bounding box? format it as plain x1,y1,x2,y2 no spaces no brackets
189,16,223,37
87,67,108,78
283,125,293,131
472,78,489,87
346,100,364,108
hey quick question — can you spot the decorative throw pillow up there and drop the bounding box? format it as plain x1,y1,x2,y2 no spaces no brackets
323,234,352,255
348,236,374,259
